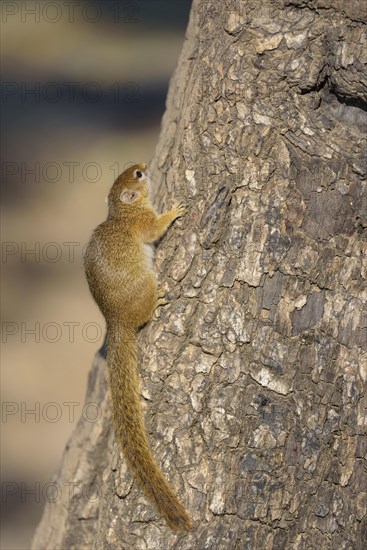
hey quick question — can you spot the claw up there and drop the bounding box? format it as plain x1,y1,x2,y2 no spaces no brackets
156,298,168,307
172,201,188,219
156,288,168,308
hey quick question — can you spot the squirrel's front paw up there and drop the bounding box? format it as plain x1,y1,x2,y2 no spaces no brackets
172,201,188,219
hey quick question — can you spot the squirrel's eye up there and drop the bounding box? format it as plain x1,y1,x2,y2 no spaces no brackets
135,170,143,179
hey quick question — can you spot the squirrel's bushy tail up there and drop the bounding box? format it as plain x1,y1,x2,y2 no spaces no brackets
106,323,191,532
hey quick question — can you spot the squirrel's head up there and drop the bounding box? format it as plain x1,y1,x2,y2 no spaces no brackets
107,163,150,216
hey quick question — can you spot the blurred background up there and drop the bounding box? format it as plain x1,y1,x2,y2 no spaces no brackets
0,1,191,547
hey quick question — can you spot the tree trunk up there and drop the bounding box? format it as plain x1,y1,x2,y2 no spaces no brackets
32,1,367,548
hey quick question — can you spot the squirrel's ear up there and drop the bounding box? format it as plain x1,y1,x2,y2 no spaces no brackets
120,189,140,204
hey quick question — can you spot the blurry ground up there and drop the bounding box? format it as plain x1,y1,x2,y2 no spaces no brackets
0,1,191,548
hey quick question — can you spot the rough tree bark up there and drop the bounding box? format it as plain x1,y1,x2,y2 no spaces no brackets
32,1,366,548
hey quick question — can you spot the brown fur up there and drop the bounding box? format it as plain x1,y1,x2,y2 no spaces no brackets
84,163,191,532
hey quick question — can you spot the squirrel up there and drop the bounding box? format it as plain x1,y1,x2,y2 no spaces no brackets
84,163,191,532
